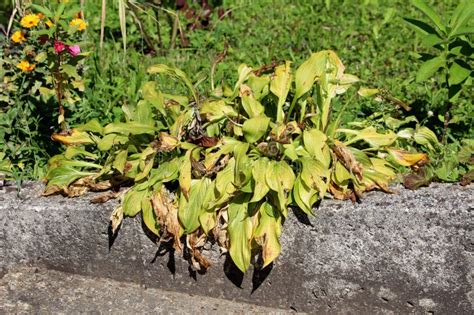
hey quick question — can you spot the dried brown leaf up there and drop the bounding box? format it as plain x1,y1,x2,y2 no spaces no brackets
110,205,123,234
333,141,363,180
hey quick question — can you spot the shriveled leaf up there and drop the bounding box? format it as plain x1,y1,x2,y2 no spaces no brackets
333,141,363,180
151,187,182,250
44,166,95,196
110,206,123,235
387,148,429,167
52,129,94,146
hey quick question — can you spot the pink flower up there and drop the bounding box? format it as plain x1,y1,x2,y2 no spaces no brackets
67,45,81,57
54,41,66,54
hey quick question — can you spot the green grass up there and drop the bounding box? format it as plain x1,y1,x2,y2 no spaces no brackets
0,0,472,180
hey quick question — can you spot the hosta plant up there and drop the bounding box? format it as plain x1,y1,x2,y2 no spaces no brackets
43,51,425,273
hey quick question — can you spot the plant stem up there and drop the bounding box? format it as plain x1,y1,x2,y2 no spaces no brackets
54,35,66,132
441,42,451,145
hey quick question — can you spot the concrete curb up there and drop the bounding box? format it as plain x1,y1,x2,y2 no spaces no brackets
1,183,473,313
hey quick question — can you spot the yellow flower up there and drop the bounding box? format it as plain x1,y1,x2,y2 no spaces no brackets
11,31,26,44
69,18,87,31
46,20,54,28
20,14,40,28
17,60,36,72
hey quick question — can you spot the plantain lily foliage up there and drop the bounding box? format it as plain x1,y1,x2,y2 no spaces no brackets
44,51,426,273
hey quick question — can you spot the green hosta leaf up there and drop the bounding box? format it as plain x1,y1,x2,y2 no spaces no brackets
370,158,396,178
250,158,270,203
141,81,166,115
234,142,251,187
303,129,328,165
300,158,329,197
199,210,217,235
414,126,439,150
179,150,193,199
254,202,282,268
210,158,236,209
135,158,154,182
103,122,156,136
448,61,471,85
416,56,445,82
45,166,95,190
142,197,160,236
247,75,270,100
240,87,265,118
148,159,180,185
233,64,253,97
201,99,238,121
76,119,103,134
270,61,292,123
343,126,397,148
266,160,295,216
227,195,253,273
242,116,270,143
123,188,148,217
64,146,97,160
292,175,318,215
294,52,327,101
113,149,128,174
136,100,154,125
411,0,446,35
334,161,351,185
266,160,295,192
97,134,128,151
178,178,213,233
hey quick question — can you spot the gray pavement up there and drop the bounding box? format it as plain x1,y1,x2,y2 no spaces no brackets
0,266,290,314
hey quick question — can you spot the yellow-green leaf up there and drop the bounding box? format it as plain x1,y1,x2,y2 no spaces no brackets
254,202,282,267
242,116,270,143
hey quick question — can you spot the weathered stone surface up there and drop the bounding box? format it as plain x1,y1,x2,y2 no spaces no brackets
0,266,285,314
1,182,473,313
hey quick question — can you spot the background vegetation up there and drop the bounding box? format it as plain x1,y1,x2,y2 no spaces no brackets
0,0,472,184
